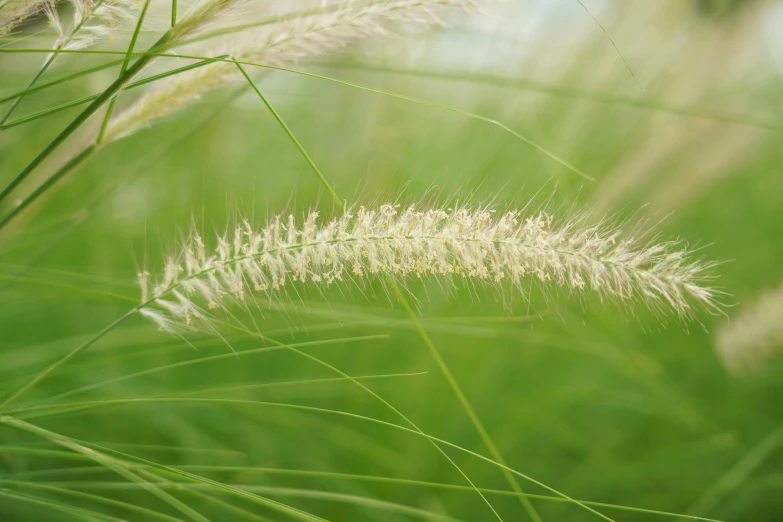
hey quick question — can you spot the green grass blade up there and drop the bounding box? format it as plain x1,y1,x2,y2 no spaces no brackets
96,0,152,144
0,0,111,124
103,468,729,521
328,61,783,131
687,424,783,516
0,144,99,230
0,273,137,303
0,488,123,521
0,305,141,412
236,64,510,522
26,334,386,406
0,417,212,522
0,59,122,106
0,53,57,126
576,0,644,92
235,60,593,181
4,400,616,520
3,417,331,521
1,94,104,129
390,281,544,522
5,475,726,521
234,61,344,211
0,479,185,522
235,62,542,521
0,56,230,129
0,47,589,230
0,33,172,222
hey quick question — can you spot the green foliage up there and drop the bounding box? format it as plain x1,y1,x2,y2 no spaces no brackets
1,1,783,521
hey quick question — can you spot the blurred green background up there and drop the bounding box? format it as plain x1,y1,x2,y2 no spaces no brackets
2,0,783,520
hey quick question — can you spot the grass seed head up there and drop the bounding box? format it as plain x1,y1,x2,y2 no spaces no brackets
716,280,783,375
139,204,721,333
104,0,475,141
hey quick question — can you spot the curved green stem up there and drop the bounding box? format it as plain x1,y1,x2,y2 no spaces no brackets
0,31,171,212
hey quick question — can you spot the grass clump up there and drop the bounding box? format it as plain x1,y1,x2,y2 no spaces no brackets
2,1,783,521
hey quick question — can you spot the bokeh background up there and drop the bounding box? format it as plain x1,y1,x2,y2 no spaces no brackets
2,0,783,520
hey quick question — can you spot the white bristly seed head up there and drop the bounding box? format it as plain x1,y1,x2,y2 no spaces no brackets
169,0,247,41
138,204,721,333
48,0,141,51
65,0,140,50
103,0,475,142
1,0,55,35
2,0,138,43
715,280,783,375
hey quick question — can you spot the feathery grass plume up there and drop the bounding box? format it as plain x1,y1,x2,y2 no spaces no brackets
138,204,720,333
41,0,140,51
0,0,55,35
103,0,474,142
169,0,249,41
171,0,247,42
715,280,783,375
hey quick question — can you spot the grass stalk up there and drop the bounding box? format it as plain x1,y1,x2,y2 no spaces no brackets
390,282,543,521
3,400,616,521
0,415,326,522
0,55,57,126
1,56,230,129
0,0,111,125
0,59,123,106
234,61,543,522
96,0,152,144
0,305,141,412
0,145,98,230
235,61,506,522
0,31,172,218
234,62,343,211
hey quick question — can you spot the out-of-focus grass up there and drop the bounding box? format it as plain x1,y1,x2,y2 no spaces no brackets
1,1,783,521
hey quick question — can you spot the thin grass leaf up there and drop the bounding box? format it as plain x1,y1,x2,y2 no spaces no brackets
687,424,783,516
235,66,532,522
30,334,387,405
0,416,329,522
0,306,143,412
0,56,230,129
0,472,725,520
0,488,124,522
576,0,644,92
0,479,185,522
326,61,783,131
2,400,618,521
96,0,153,144
1,418,213,522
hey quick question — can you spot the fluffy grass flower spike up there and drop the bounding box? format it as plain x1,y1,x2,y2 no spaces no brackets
104,0,475,141
1,0,138,43
169,0,248,41
715,279,783,375
0,0,52,35
139,204,720,332
63,0,141,50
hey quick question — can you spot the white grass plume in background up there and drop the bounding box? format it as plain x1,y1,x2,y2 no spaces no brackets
48,0,141,51
138,203,720,333
716,279,783,375
0,0,51,35
169,0,247,41
104,0,475,141
1,0,139,42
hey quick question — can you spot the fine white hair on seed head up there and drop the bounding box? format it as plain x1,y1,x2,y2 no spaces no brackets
104,0,477,141
2,0,141,41
138,203,722,333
